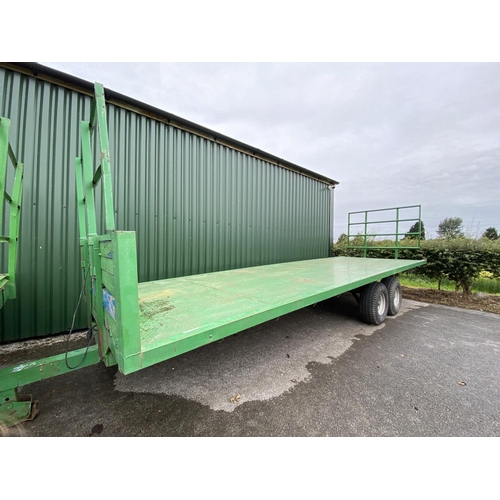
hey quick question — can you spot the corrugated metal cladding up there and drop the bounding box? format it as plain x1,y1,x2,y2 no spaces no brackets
0,65,334,343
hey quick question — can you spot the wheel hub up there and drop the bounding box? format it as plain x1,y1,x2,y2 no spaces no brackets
377,293,386,316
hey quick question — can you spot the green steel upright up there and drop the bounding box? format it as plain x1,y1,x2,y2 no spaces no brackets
0,117,23,308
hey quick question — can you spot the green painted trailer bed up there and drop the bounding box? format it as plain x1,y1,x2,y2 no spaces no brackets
140,257,425,368
137,256,418,357
102,252,424,374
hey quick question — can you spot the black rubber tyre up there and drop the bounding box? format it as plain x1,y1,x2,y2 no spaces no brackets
359,281,389,325
381,275,402,316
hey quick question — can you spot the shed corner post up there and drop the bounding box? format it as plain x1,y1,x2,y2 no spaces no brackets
329,184,336,257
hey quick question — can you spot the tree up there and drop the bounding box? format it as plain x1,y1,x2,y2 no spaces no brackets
482,227,499,241
404,221,425,240
437,217,464,239
336,233,348,244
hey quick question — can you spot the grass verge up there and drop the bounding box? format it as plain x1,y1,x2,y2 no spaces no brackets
400,273,500,315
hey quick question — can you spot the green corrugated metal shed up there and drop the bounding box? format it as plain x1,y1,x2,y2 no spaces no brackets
0,62,338,343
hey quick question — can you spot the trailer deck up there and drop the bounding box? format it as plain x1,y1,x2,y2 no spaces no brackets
134,256,424,372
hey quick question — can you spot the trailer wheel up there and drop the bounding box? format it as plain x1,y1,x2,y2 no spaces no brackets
381,275,402,316
359,282,389,325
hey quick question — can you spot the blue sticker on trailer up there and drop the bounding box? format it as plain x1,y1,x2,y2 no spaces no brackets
102,288,116,320
91,279,116,320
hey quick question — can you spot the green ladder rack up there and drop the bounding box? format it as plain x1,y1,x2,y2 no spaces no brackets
0,117,23,308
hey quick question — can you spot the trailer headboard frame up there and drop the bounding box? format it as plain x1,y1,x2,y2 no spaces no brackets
74,83,142,370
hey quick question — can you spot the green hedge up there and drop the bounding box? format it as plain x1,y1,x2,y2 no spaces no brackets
334,238,500,294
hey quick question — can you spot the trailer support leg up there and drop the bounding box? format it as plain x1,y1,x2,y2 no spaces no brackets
0,388,38,429
0,344,101,428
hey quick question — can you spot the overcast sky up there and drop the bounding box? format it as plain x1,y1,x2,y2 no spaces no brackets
42,62,500,240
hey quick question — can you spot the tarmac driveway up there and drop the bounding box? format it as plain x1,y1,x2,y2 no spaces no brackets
2,293,499,437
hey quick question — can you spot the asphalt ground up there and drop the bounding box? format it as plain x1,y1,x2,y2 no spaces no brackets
1,293,499,437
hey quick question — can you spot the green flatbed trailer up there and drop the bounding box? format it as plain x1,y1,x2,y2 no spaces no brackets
0,84,425,427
